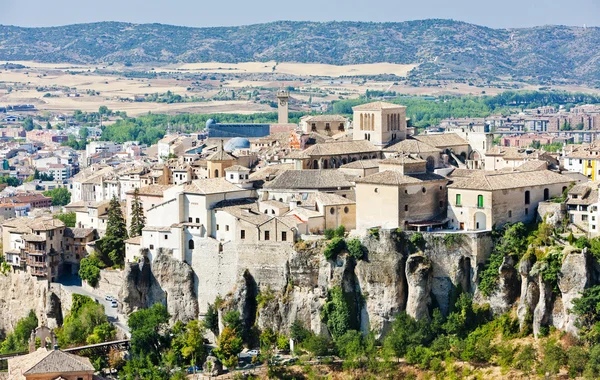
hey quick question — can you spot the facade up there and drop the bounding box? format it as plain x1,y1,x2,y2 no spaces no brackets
299,115,349,136
63,228,95,275
352,101,407,146
285,140,381,170
566,182,599,237
447,170,572,231
355,157,448,230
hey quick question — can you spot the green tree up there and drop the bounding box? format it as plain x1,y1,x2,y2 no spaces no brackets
203,303,219,336
78,255,103,287
321,286,351,339
180,320,207,367
0,310,38,354
43,187,71,206
214,325,243,369
56,294,114,347
129,188,146,237
128,303,171,364
54,212,76,227
46,122,52,130
79,127,89,140
23,118,34,131
98,196,128,267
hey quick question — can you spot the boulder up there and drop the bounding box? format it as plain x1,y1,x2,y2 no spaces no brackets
405,254,432,320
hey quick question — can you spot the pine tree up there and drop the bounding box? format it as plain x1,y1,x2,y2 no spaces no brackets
99,195,128,267
129,188,146,238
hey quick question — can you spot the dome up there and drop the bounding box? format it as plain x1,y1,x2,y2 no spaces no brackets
224,137,251,152
205,119,215,129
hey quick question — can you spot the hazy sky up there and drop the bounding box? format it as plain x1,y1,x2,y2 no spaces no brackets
1,0,598,28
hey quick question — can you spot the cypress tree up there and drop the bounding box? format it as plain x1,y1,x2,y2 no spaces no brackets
100,195,128,267
129,188,146,238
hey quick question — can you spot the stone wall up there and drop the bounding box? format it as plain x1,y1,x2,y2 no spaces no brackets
82,269,124,299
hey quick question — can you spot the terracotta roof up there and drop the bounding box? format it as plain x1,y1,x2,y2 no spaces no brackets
486,146,538,159
355,171,447,186
311,192,355,206
263,170,354,190
249,164,295,182
23,233,46,242
412,133,468,148
302,115,348,122
125,235,142,245
64,228,94,239
206,149,236,162
339,159,381,170
126,185,173,196
301,140,379,157
225,165,250,172
385,139,441,154
380,155,426,165
216,202,272,226
183,178,247,195
448,170,572,191
352,101,406,111
9,348,94,376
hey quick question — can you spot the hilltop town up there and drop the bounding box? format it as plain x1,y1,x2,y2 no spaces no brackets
3,88,600,378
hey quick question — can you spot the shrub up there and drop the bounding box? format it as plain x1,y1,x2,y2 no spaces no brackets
334,225,346,238
276,334,290,351
321,287,351,339
538,339,566,376
514,344,537,372
346,239,366,260
323,237,345,260
303,334,329,356
290,320,310,343
324,229,335,240
567,345,588,378
368,228,380,240
409,232,425,248
443,233,463,248
78,255,103,287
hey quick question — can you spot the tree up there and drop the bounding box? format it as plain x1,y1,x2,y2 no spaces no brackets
321,286,351,339
213,311,243,369
33,169,40,180
78,255,103,287
180,320,207,367
79,127,89,140
129,188,146,237
0,310,38,354
98,196,128,267
54,212,76,227
204,303,219,336
128,303,171,364
43,187,71,206
46,122,52,130
23,118,34,131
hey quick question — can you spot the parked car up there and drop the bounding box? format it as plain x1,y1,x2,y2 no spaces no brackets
105,295,113,301
247,349,260,356
186,365,201,374
111,300,118,308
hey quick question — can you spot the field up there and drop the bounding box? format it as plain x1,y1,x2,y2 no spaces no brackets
1,61,599,117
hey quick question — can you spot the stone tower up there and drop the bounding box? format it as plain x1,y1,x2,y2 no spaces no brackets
352,101,407,147
277,90,290,124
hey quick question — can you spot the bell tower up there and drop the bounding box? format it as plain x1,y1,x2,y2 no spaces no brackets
277,90,290,124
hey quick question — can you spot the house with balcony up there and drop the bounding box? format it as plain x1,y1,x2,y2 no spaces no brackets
565,182,600,236
2,216,66,281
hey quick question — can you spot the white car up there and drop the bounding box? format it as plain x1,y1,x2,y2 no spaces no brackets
111,300,118,308
247,350,259,356
105,295,113,301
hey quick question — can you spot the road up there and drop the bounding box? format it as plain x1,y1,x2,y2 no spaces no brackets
58,275,131,337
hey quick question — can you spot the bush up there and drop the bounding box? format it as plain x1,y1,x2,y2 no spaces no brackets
346,239,366,260
514,344,537,372
368,228,380,240
78,255,103,287
538,339,566,376
409,232,425,248
323,237,345,260
567,345,588,378
584,344,600,378
290,320,310,343
303,334,329,356
324,229,335,240
321,287,351,339
334,225,346,238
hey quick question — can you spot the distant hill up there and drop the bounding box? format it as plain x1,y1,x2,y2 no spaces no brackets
0,20,599,83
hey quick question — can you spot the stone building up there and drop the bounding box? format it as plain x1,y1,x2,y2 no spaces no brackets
355,156,448,231
284,140,381,169
7,347,95,380
299,115,349,136
566,182,599,236
63,228,96,275
447,169,572,231
352,101,407,146
206,143,237,179
260,169,355,202
384,139,443,171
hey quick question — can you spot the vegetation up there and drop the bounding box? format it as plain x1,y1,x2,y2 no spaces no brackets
96,196,128,267
0,176,20,187
78,254,104,287
0,310,38,354
43,187,71,206
55,294,115,348
129,188,145,237
346,238,367,260
213,311,244,369
323,237,345,260
54,212,76,227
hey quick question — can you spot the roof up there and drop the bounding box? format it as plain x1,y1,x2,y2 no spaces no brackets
311,192,355,206
125,235,142,245
263,170,354,190
8,348,94,376
206,149,236,162
183,178,247,195
385,139,441,154
23,233,46,242
302,115,348,122
448,170,572,191
352,101,406,111
216,202,272,226
380,155,426,165
339,159,381,170
300,140,379,157
355,171,447,186
486,146,537,160
249,164,295,182
225,165,250,172
412,133,468,148
64,228,94,239
126,185,173,196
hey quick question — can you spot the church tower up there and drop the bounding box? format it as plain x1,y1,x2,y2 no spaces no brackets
277,90,290,124
352,101,407,147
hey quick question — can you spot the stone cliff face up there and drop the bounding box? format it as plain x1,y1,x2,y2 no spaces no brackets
0,271,49,334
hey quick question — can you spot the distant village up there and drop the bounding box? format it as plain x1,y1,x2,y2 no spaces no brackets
1,93,600,282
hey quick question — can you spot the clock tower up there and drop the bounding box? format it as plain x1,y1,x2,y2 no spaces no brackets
277,90,290,124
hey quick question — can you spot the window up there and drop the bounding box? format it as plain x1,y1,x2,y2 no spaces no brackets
226,225,230,231
544,188,550,201
230,174,234,179
525,190,530,205
188,217,192,222
456,194,462,206
374,188,378,193
477,195,484,208
216,225,219,231
282,231,287,241
196,218,200,223
330,207,335,215
509,210,512,217
525,208,529,215
404,205,408,211
241,230,246,239
344,206,349,214
422,187,426,193
264,231,270,241
188,240,194,249
583,215,589,221
164,234,168,240
149,244,154,250
439,201,444,208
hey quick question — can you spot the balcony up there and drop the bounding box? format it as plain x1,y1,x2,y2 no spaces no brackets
27,258,47,268
31,268,48,277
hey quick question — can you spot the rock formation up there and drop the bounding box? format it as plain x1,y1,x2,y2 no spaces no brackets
405,254,432,321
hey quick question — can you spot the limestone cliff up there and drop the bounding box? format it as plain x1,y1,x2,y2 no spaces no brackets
0,270,49,334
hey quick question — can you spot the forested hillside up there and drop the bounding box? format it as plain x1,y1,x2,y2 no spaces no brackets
0,20,599,83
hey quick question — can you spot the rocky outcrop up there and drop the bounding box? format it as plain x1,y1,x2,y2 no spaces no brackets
405,254,432,321
119,259,151,315
484,256,520,314
517,256,538,330
557,249,590,335
148,252,198,324
0,270,49,334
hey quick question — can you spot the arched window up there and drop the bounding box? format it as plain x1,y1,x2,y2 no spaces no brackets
525,190,530,205
313,160,318,169
214,169,219,178
543,188,550,201
188,239,194,250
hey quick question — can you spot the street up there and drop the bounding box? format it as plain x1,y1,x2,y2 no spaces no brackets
58,275,131,337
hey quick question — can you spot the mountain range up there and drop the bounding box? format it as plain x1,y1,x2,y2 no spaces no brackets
0,19,599,83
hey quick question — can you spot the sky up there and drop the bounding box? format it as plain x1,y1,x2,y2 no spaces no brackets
0,0,598,29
